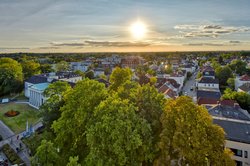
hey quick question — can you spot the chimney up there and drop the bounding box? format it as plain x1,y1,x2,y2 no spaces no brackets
217,101,221,107
234,102,239,109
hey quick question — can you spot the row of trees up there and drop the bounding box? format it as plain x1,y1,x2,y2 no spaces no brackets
32,67,234,165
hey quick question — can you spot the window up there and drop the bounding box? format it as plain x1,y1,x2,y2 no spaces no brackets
231,148,243,157
245,151,248,158
235,160,243,166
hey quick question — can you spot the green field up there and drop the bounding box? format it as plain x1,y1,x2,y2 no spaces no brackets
0,103,41,133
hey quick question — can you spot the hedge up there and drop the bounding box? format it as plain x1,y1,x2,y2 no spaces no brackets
1,144,25,165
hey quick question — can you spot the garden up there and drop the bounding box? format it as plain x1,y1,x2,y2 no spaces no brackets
0,103,41,133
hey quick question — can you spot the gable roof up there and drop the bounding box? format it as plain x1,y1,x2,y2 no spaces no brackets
197,90,221,100
197,98,219,105
213,119,250,144
198,77,219,84
165,78,180,89
240,74,250,81
238,83,250,92
164,88,178,99
25,75,48,84
202,66,214,72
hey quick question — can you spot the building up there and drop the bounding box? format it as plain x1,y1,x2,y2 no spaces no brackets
197,77,219,91
236,75,250,91
158,83,178,99
208,102,250,165
70,62,90,72
202,66,215,78
197,90,221,105
121,56,144,69
238,83,250,94
25,72,82,109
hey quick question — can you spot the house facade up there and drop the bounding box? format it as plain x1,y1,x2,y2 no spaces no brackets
25,72,82,109
235,75,250,90
197,77,219,91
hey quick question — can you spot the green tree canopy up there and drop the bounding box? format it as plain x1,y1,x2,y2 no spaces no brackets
67,156,81,166
21,60,41,79
158,96,234,165
0,58,23,96
32,140,60,166
109,67,132,91
41,81,72,130
40,64,54,73
229,60,247,75
56,61,70,72
85,95,153,165
52,79,108,163
215,66,233,86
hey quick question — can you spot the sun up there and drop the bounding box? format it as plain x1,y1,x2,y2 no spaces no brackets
130,21,147,39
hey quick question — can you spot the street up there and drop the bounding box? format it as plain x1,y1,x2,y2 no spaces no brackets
182,70,198,102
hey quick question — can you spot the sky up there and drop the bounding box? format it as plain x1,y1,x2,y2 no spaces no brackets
1,0,250,53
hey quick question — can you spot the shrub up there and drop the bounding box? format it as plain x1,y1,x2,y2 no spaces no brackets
1,144,25,165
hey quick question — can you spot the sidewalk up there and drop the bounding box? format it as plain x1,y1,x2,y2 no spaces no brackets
0,120,36,166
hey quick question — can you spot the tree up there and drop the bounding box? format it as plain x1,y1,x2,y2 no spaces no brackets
52,79,108,163
40,64,54,73
74,70,85,78
158,96,234,165
0,58,23,96
226,77,235,90
85,95,153,165
196,71,202,79
109,67,132,91
85,70,94,79
21,60,41,79
215,66,233,86
31,140,60,166
67,156,81,166
56,61,70,72
40,81,72,130
222,88,250,111
229,60,247,75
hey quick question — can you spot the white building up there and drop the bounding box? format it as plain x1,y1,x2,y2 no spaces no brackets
25,72,82,109
235,75,250,90
70,62,90,72
29,83,49,109
197,77,219,91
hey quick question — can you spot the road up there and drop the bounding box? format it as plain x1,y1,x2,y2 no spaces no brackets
0,120,43,166
182,70,198,103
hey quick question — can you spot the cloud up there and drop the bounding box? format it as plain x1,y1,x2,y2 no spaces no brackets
50,40,151,47
184,40,243,46
229,40,241,43
39,46,60,49
0,47,29,50
174,24,250,38
51,42,85,47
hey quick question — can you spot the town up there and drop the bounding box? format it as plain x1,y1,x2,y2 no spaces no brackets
1,52,250,165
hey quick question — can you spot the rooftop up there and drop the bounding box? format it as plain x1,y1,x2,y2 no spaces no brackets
30,83,50,91
197,90,221,99
199,77,219,84
209,105,250,121
240,74,250,81
213,119,250,144
238,82,250,92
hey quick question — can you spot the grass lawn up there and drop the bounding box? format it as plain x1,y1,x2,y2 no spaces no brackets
0,103,41,133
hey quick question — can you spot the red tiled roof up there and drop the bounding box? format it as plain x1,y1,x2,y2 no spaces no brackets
240,74,250,81
220,99,238,107
197,97,219,105
202,66,214,72
158,84,170,94
164,88,177,99
165,78,180,89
